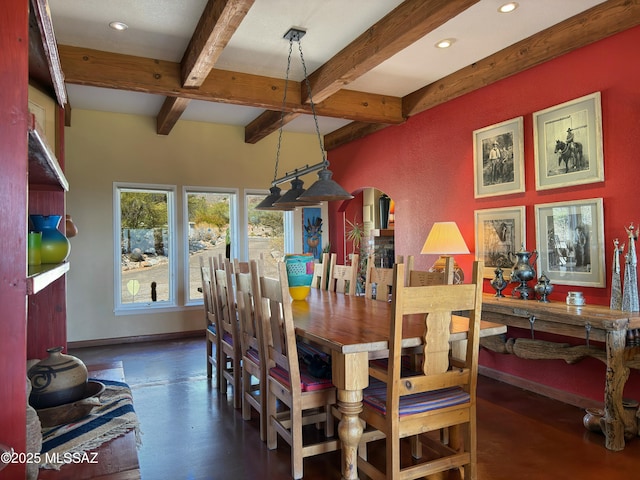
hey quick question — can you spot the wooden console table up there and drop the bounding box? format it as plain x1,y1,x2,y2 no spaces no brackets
38,361,141,480
481,294,640,451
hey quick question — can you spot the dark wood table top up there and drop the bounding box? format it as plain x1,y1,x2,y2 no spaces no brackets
292,289,506,355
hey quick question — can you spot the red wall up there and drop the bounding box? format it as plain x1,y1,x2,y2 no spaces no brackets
327,26,640,403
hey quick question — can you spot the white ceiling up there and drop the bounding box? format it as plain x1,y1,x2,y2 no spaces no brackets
48,0,605,135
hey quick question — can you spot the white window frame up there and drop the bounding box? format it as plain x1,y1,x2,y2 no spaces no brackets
244,189,295,258
113,182,178,314
183,186,238,306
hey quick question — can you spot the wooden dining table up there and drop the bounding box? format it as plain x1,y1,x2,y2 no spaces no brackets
290,288,507,480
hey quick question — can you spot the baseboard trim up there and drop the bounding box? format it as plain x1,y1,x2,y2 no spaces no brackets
479,365,601,410
68,330,204,349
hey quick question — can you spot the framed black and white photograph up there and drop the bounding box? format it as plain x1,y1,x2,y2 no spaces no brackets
534,198,605,287
533,92,604,191
474,206,525,278
473,116,524,198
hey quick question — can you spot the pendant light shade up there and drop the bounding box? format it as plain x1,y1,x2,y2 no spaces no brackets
274,178,318,208
298,168,353,202
255,186,292,211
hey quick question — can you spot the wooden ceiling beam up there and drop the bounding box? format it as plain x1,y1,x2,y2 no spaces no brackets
59,45,404,125
157,97,191,135
246,0,478,144
325,0,640,151
304,0,479,104
157,0,254,135
244,110,301,144
181,0,254,87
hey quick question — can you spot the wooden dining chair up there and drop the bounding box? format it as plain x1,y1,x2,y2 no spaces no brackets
260,262,339,480
311,252,329,290
235,259,268,441
364,255,395,301
199,256,220,389
358,261,484,480
327,253,359,295
214,258,242,409
405,254,455,287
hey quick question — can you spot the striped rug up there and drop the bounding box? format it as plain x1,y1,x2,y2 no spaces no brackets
40,379,141,470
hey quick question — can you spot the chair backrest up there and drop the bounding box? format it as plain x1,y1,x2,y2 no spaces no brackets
235,260,263,364
327,253,359,295
259,262,302,395
364,255,394,301
233,258,250,274
406,255,454,286
311,252,329,290
199,256,217,330
385,261,484,400
214,258,239,344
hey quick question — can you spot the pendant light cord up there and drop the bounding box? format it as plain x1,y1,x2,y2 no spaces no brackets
297,40,328,166
273,38,294,183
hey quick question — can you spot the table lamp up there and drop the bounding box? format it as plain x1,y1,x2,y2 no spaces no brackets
421,221,470,283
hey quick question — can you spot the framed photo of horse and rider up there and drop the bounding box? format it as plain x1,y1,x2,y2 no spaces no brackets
473,92,604,197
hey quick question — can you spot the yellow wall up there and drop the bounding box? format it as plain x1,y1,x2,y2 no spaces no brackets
64,109,321,342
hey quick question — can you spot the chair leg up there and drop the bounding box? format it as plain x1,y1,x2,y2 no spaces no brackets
324,403,334,437
266,385,278,450
233,356,242,409
242,368,251,421
206,338,213,378
291,406,304,480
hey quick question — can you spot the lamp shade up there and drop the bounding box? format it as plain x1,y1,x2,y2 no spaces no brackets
255,186,293,211
297,168,354,202
421,222,470,255
274,178,318,208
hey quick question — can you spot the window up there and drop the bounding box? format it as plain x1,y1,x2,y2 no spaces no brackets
114,183,176,312
245,192,290,278
184,188,237,304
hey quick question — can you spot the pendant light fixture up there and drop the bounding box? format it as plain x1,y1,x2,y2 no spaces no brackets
256,28,353,210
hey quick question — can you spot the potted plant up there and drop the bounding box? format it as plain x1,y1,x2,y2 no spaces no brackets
345,217,368,294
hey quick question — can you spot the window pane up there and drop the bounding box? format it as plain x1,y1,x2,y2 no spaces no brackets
186,191,232,302
118,187,174,307
247,193,284,278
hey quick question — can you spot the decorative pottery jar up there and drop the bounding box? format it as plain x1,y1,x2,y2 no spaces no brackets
284,254,315,300
27,346,88,409
509,246,537,300
29,214,70,264
65,214,78,238
583,407,604,433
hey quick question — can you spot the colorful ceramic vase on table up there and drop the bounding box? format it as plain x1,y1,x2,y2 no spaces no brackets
29,214,70,264
284,253,315,300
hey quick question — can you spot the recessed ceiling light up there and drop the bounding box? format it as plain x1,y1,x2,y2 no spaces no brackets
109,21,128,31
435,38,455,49
498,2,519,13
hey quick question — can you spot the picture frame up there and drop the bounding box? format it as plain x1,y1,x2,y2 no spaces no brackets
534,198,605,287
473,116,524,198
474,206,526,278
533,92,604,191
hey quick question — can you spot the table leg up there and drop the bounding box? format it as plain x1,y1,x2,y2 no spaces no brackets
332,351,369,480
603,329,629,451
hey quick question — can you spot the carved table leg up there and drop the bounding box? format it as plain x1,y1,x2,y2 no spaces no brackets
603,329,629,451
332,351,369,480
